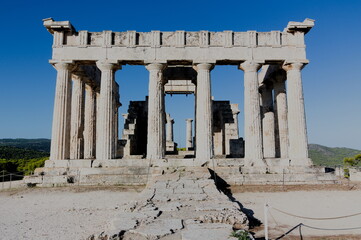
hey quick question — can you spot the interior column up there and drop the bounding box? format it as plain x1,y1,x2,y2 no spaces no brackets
273,74,289,158
70,74,85,159
260,83,276,158
83,83,96,159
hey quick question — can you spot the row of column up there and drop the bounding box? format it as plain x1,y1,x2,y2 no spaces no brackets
50,60,309,165
50,61,119,161
259,63,309,164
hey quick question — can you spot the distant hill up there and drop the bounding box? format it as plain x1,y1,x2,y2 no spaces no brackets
0,139,358,167
0,138,50,153
308,144,361,166
0,146,49,160
0,141,50,178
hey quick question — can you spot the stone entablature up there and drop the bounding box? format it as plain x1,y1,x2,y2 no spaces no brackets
43,18,314,63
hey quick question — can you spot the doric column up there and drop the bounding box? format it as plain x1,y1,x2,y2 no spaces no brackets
239,61,263,162
194,63,214,161
146,63,166,160
232,106,240,137
186,119,193,150
95,91,100,158
70,74,85,159
166,114,174,142
283,62,309,164
273,74,289,158
96,61,120,160
50,62,74,160
114,83,121,158
83,84,96,159
260,84,276,158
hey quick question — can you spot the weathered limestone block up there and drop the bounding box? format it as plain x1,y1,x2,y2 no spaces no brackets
95,168,249,239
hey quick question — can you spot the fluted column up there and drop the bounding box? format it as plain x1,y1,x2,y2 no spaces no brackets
274,76,289,158
146,63,166,160
239,61,263,162
83,84,96,159
260,84,275,158
166,114,174,142
114,83,121,158
186,119,193,150
283,62,309,164
194,63,214,161
50,62,74,160
232,107,240,137
96,61,120,160
70,74,85,159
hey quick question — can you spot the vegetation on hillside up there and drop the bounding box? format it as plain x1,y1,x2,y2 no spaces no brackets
0,138,50,152
0,146,49,160
0,142,50,181
308,144,361,166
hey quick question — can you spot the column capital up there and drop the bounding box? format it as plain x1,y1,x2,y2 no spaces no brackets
186,118,193,122
166,113,174,123
85,82,97,91
145,63,167,71
239,61,263,72
282,61,308,71
193,63,214,71
96,61,121,71
51,61,75,71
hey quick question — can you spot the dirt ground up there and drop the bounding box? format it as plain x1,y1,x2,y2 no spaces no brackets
0,183,360,240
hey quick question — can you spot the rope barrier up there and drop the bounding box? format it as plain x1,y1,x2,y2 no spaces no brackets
269,205,361,220
0,173,25,178
300,223,361,231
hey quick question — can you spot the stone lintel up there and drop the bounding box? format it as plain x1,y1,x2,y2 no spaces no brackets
49,59,74,65
285,18,315,34
43,18,76,34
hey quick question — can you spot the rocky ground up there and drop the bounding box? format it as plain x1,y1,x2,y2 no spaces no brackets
0,178,361,239
92,168,250,240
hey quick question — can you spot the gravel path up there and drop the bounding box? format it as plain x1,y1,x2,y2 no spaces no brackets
0,187,140,240
1,185,361,239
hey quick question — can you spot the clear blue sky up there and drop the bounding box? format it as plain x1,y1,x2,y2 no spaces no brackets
0,0,360,149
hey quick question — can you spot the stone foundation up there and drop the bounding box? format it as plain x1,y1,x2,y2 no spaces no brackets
24,158,338,187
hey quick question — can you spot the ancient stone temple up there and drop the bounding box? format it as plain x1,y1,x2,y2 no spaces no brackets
26,18,338,186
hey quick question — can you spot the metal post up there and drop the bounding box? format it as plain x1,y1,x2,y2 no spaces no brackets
2,171,4,189
9,174,12,189
264,202,269,240
282,168,285,190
